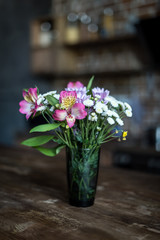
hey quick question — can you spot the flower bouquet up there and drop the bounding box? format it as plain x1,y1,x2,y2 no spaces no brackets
19,77,132,207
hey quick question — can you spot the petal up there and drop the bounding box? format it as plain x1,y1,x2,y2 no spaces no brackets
52,109,67,121
67,82,75,88
22,90,33,103
28,88,38,102
66,114,75,128
67,81,84,89
75,81,84,88
71,103,87,120
60,91,77,109
19,100,32,114
19,100,33,119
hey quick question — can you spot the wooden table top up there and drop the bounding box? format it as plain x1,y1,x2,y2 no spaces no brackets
0,146,160,240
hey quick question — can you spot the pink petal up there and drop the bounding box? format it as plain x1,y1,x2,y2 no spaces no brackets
67,81,84,88
19,100,33,120
60,91,77,103
66,114,75,128
67,82,75,88
71,103,87,120
52,109,67,121
23,90,28,99
75,81,84,88
28,88,38,102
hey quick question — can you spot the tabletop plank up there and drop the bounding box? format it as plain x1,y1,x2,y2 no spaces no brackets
0,146,160,240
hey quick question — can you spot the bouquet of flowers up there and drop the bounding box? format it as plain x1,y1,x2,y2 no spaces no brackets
19,76,132,156
19,76,132,207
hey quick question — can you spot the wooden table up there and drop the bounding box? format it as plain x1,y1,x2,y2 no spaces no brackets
0,146,160,240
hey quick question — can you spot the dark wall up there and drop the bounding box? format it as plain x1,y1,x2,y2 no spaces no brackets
0,0,52,145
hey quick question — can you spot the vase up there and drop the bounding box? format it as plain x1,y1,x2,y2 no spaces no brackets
66,146,100,207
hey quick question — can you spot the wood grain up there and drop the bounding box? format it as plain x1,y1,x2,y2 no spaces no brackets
0,146,160,240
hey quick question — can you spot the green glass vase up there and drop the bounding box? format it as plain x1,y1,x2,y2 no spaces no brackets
66,146,100,207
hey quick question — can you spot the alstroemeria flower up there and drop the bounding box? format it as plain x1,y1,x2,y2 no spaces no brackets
53,91,87,128
60,91,77,110
67,81,84,89
19,87,39,120
53,103,87,128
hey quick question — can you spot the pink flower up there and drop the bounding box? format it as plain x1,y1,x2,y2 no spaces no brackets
19,88,38,120
53,91,87,128
67,81,84,89
53,103,87,128
60,91,77,110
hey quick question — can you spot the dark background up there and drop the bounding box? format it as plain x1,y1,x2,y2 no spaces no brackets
0,0,52,145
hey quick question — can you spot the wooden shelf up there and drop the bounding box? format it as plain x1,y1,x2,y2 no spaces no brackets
63,34,137,49
34,69,145,80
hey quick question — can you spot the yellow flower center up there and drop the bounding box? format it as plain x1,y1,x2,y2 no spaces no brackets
61,95,76,110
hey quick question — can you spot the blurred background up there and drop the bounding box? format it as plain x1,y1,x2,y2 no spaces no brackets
0,0,160,173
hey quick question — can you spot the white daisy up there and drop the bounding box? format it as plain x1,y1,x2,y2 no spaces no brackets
116,118,124,126
111,111,119,118
107,110,114,117
102,104,108,112
117,101,125,110
107,117,115,125
124,102,132,111
95,107,103,114
125,109,132,117
83,99,94,107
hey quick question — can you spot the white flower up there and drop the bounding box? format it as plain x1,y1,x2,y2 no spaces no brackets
102,111,108,116
124,102,132,111
37,94,45,105
50,106,55,112
43,91,57,97
94,102,103,109
97,126,102,131
91,112,96,116
36,106,47,112
88,114,98,122
54,94,60,100
94,94,101,99
105,96,118,107
111,111,119,118
102,104,108,112
118,101,125,110
125,109,132,117
95,107,103,114
107,117,115,125
44,99,49,105
110,99,118,108
116,118,124,126
107,110,114,117
83,99,94,107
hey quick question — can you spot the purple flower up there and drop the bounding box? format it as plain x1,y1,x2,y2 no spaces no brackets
92,87,109,102
65,87,89,104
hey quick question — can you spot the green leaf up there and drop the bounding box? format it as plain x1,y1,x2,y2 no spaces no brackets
34,144,65,157
35,85,39,95
46,95,59,106
21,135,53,147
86,76,94,91
30,123,61,133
